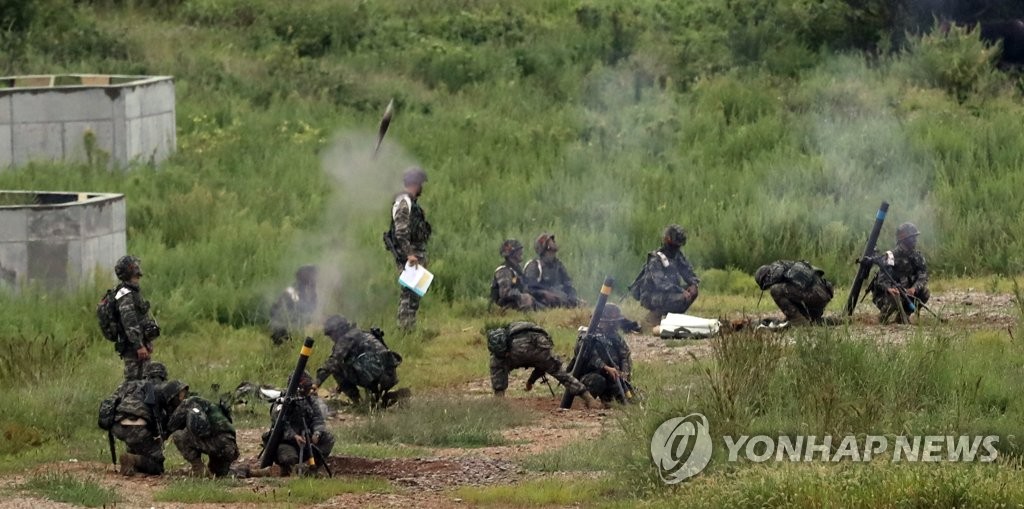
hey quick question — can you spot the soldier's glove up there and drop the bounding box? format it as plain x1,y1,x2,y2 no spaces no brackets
370,327,385,341
312,431,321,444
524,381,534,392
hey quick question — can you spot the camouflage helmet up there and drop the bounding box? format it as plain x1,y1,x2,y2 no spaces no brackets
143,362,168,382
158,380,189,405
323,314,353,337
663,224,687,247
114,255,143,281
754,264,772,290
500,239,524,258
896,222,920,242
534,233,555,255
599,303,624,322
402,166,428,186
295,265,317,284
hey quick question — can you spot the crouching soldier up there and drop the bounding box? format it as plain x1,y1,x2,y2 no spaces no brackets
168,394,239,477
630,225,701,326
316,315,404,406
486,321,600,408
870,222,930,324
754,260,834,325
99,378,188,476
524,233,582,308
571,304,634,405
261,371,335,476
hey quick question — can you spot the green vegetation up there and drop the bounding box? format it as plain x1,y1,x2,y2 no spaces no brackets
455,477,609,506
2,0,1024,506
18,473,120,507
344,396,532,448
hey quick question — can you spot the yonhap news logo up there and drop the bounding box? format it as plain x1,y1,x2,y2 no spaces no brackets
650,413,713,484
651,413,1000,483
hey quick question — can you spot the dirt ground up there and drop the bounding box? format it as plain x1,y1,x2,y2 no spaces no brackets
2,290,1017,508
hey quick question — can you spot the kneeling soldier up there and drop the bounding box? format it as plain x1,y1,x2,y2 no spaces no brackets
261,371,335,476
316,315,403,406
169,395,239,477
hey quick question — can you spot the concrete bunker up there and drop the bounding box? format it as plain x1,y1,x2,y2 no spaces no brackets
0,74,176,168
0,191,126,291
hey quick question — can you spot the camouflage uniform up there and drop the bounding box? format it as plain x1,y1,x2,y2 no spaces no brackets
391,191,431,330
870,244,930,322
168,396,239,477
488,322,587,396
107,379,186,475
572,320,633,402
114,282,160,381
755,260,834,324
261,395,335,475
316,316,400,404
633,248,700,319
269,266,318,345
524,256,580,308
492,261,535,311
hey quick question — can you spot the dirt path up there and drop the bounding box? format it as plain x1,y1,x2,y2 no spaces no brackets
3,290,1017,508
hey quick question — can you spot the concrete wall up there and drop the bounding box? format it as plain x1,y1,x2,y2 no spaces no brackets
0,191,126,292
0,75,176,169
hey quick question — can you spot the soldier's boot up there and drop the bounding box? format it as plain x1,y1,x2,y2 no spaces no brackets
279,464,292,477
493,390,505,398
580,392,602,410
119,453,141,476
644,310,662,327
189,459,209,477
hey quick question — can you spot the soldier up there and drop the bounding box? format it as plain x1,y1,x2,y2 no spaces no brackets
870,222,930,324
143,362,168,383
524,233,581,308
261,371,335,476
269,265,318,345
168,394,239,477
112,255,162,381
388,167,432,330
315,315,402,406
486,321,600,408
571,304,633,405
491,240,537,311
104,379,188,476
754,260,835,325
629,225,701,325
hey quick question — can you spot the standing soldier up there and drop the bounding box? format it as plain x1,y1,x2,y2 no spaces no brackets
571,304,633,405
754,260,835,325
316,315,403,406
491,240,537,311
260,371,335,477
871,222,930,324
169,394,239,477
387,167,432,330
112,255,161,381
269,265,318,345
524,233,581,308
486,321,600,408
629,225,701,325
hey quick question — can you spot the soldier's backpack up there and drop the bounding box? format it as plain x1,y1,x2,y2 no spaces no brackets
352,352,386,387
96,288,121,342
97,394,120,430
186,403,213,437
507,322,553,351
783,261,821,290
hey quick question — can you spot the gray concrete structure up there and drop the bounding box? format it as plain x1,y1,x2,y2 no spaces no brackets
0,74,175,168
0,191,126,291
